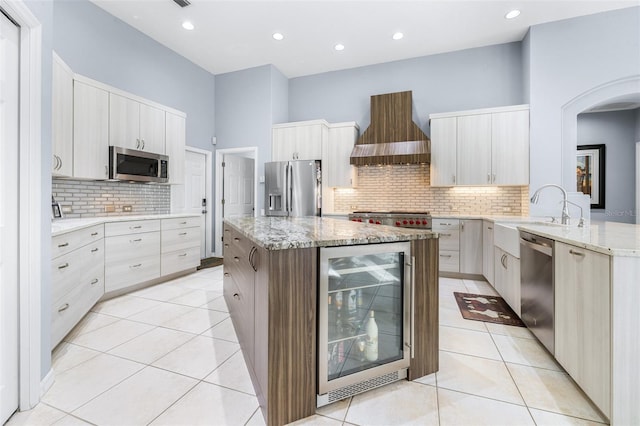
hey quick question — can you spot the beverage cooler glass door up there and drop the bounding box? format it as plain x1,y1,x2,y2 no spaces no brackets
318,242,412,395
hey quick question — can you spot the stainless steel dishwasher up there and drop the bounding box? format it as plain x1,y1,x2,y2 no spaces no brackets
520,231,554,354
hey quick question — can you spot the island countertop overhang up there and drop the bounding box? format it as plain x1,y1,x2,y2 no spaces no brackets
224,216,438,250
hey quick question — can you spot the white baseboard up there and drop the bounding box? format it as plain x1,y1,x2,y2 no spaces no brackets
40,368,55,398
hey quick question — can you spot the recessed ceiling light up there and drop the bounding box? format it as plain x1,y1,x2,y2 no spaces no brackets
505,9,521,19
182,20,195,30
272,32,284,41
334,43,345,51
392,32,404,40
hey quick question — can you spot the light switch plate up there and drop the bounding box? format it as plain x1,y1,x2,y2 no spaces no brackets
104,205,115,213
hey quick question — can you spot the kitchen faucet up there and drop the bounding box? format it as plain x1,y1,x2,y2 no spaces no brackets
530,184,571,225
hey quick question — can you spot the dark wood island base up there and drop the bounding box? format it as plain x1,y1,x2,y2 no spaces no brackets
223,217,438,425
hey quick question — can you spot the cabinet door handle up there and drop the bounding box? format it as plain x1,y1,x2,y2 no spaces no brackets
440,233,452,237
224,272,230,277
224,244,229,248
180,221,187,225
136,138,140,149
91,248,99,253
90,278,99,285
58,242,69,248
130,263,142,268
141,139,145,150
58,303,69,313
91,232,99,236
569,249,585,257
105,165,109,177
487,173,491,183
130,238,142,243
461,221,465,231
179,232,187,236
487,226,493,230
179,253,187,257
440,254,452,258
492,173,496,183
130,225,142,230
452,175,456,184
501,254,507,269
234,256,240,262
233,293,240,300
234,237,240,242
58,262,69,270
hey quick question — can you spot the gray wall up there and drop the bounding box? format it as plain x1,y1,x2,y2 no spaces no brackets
527,7,640,204
52,0,216,151
577,110,639,223
288,42,524,134
215,65,289,221
23,0,54,380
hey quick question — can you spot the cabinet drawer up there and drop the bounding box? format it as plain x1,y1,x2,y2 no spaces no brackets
432,218,460,231
105,231,160,263
105,253,160,292
437,229,460,251
225,226,251,257
52,224,104,258
162,216,200,231
161,246,200,276
52,240,105,303
161,227,200,253
105,219,161,237
51,272,104,348
439,250,460,273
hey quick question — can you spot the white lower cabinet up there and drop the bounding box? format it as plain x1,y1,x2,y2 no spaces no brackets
161,217,200,276
51,225,105,348
554,241,611,419
105,231,161,292
433,218,460,273
433,218,482,275
482,220,494,285
493,247,520,315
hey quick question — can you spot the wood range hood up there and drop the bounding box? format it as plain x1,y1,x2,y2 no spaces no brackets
350,91,431,166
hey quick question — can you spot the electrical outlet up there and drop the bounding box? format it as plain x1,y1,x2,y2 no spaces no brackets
122,205,133,212
104,205,115,213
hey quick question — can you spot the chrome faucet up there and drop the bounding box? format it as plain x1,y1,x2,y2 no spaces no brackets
530,184,571,225
566,200,585,227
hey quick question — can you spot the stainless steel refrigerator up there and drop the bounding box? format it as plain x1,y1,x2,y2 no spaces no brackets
265,160,321,217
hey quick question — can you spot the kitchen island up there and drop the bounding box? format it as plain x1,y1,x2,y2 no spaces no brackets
223,216,439,426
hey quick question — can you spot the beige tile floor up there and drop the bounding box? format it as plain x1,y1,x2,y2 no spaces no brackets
7,270,608,426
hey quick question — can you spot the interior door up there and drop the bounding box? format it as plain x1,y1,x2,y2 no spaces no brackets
184,150,207,258
0,9,20,424
222,154,255,219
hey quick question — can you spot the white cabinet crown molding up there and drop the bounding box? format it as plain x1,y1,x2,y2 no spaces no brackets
272,119,329,128
429,104,529,120
328,121,359,129
71,73,186,118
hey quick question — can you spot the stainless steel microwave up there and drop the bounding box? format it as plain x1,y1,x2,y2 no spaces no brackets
109,146,169,183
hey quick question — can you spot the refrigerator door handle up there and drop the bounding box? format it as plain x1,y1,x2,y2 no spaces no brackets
285,163,290,212
288,163,294,213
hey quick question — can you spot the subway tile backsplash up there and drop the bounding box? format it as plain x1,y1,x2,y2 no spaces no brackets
333,164,529,216
52,178,170,218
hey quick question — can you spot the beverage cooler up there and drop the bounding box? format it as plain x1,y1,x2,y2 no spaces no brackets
317,242,413,407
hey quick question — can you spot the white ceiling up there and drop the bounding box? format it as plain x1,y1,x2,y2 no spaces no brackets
90,0,637,78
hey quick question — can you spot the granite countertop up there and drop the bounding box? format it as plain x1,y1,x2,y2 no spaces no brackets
515,221,640,257
224,216,437,250
51,213,200,236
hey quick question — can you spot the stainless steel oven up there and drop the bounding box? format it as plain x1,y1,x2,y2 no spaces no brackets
520,231,554,354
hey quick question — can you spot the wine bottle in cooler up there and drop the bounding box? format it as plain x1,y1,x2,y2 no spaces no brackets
365,310,378,361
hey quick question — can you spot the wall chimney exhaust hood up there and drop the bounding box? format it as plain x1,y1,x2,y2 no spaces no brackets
350,91,430,166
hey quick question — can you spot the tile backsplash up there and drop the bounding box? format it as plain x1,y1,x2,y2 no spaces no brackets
52,178,170,218
333,164,530,216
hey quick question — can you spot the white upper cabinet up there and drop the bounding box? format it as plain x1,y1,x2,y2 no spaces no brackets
52,53,74,177
429,117,457,186
109,93,166,154
272,120,326,161
73,81,109,180
457,114,492,185
429,105,529,186
491,109,529,185
326,122,358,187
165,112,186,185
